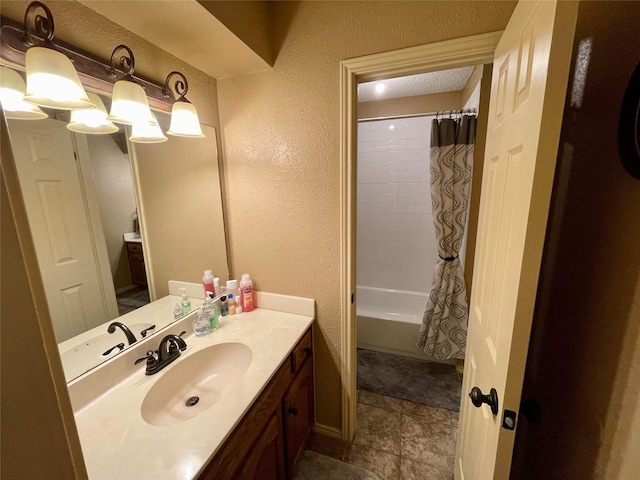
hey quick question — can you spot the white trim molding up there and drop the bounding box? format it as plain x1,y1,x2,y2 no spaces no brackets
339,31,501,442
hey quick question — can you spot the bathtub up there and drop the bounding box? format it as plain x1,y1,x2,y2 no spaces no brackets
356,286,455,364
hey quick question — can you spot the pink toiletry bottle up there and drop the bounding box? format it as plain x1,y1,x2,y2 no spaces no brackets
240,273,254,312
202,270,215,297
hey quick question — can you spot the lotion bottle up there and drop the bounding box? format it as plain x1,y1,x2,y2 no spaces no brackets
240,274,254,312
202,270,215,297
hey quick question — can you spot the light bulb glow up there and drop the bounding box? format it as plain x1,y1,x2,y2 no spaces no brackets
375,82,386,93
0,67,48,120
23,47,94,110
67,92,118,134
167,101,205,138
129,113,167,143
108,80,156,126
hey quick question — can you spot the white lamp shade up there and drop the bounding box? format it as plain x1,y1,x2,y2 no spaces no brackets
67,92,118,134
23,47,94,110
107,80,156,126
167,101,205,138
0,66,48,120
129,113,167,143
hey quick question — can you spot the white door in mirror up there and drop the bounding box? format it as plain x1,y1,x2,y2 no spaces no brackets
7,118,116,342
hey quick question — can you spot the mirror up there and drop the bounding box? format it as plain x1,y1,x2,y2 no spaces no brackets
3,87,228,382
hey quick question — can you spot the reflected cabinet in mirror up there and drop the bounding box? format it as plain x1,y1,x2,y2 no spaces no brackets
3,92,228,382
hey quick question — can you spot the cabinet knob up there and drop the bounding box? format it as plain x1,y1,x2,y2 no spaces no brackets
303,347,311,355
288,406,298,416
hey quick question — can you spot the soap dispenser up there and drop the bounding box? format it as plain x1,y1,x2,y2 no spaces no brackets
192,309,210,336
203,292,219,330
179,288,191,315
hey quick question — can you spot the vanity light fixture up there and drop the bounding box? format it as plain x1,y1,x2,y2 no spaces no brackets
164,71,205,138
1,2,205,140
0,66,47,119
67,92,118,134
129,112,167,143
21,2,94,110
107,45,156,126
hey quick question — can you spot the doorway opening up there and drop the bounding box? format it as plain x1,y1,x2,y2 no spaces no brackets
341,32,500,476
346,65,486,478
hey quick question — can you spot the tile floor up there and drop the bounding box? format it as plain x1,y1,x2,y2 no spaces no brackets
309,389,458,480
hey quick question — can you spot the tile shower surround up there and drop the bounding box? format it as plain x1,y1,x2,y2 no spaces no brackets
357,116,437,293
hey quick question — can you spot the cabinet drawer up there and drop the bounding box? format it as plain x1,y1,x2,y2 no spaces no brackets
290,329,312,374
126,242,142,253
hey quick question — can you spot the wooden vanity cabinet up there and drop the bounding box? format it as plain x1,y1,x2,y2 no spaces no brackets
284,349,314,475
236,408,286,480
125,241,147,286
197,327,314,480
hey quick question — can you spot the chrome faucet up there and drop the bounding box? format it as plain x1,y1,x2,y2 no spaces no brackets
135,332,187,375
107,321,137,345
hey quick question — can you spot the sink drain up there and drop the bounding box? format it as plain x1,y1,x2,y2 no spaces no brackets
185,396,200,407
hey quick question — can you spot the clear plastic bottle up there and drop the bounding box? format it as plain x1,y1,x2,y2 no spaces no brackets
192,309,210,336
179,288,191,315
202,270,215,297
173,302,183,320
203,292,219,330
240,274,254,312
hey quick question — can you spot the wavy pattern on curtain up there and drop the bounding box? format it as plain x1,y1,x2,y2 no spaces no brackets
417,115,475,360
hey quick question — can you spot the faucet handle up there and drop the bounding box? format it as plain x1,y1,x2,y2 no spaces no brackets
140,325,156,338
135,350,157,366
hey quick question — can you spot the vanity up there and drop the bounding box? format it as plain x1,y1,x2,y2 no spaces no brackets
70,292,315,480
123,233,147,286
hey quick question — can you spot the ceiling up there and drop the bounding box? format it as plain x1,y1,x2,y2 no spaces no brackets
77,0,270,79
358,66,475,103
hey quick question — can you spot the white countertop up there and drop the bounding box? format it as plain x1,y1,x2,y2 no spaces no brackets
73,304,314,479
123,232,142,243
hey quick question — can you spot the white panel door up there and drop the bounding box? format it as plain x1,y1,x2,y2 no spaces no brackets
456,1,577,478
8,118,113,342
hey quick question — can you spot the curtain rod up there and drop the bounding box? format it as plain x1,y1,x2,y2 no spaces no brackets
359,108,476,123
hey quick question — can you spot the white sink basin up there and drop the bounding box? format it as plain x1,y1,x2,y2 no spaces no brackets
141,342,252,427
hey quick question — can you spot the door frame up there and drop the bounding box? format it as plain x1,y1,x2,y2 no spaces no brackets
339,31,502,441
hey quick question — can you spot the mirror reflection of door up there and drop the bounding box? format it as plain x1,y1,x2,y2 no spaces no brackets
6,116,149,343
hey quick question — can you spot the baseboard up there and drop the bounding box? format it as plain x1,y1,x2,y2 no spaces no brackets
312,423,343,440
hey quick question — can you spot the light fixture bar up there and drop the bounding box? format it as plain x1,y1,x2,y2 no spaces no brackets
0,15,172,112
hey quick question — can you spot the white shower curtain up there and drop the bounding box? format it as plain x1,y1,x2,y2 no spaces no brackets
417,115,475,360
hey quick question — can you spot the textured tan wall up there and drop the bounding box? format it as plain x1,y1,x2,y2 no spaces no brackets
358,91,462,119
85,134,136,290
198,0,274,67
130,125,228,299
217,0,516,430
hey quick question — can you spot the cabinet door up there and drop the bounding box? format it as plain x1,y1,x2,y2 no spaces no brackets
236,408,286,480
284,357,314,476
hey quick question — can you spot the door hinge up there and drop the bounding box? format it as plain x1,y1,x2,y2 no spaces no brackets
351,293,354,304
